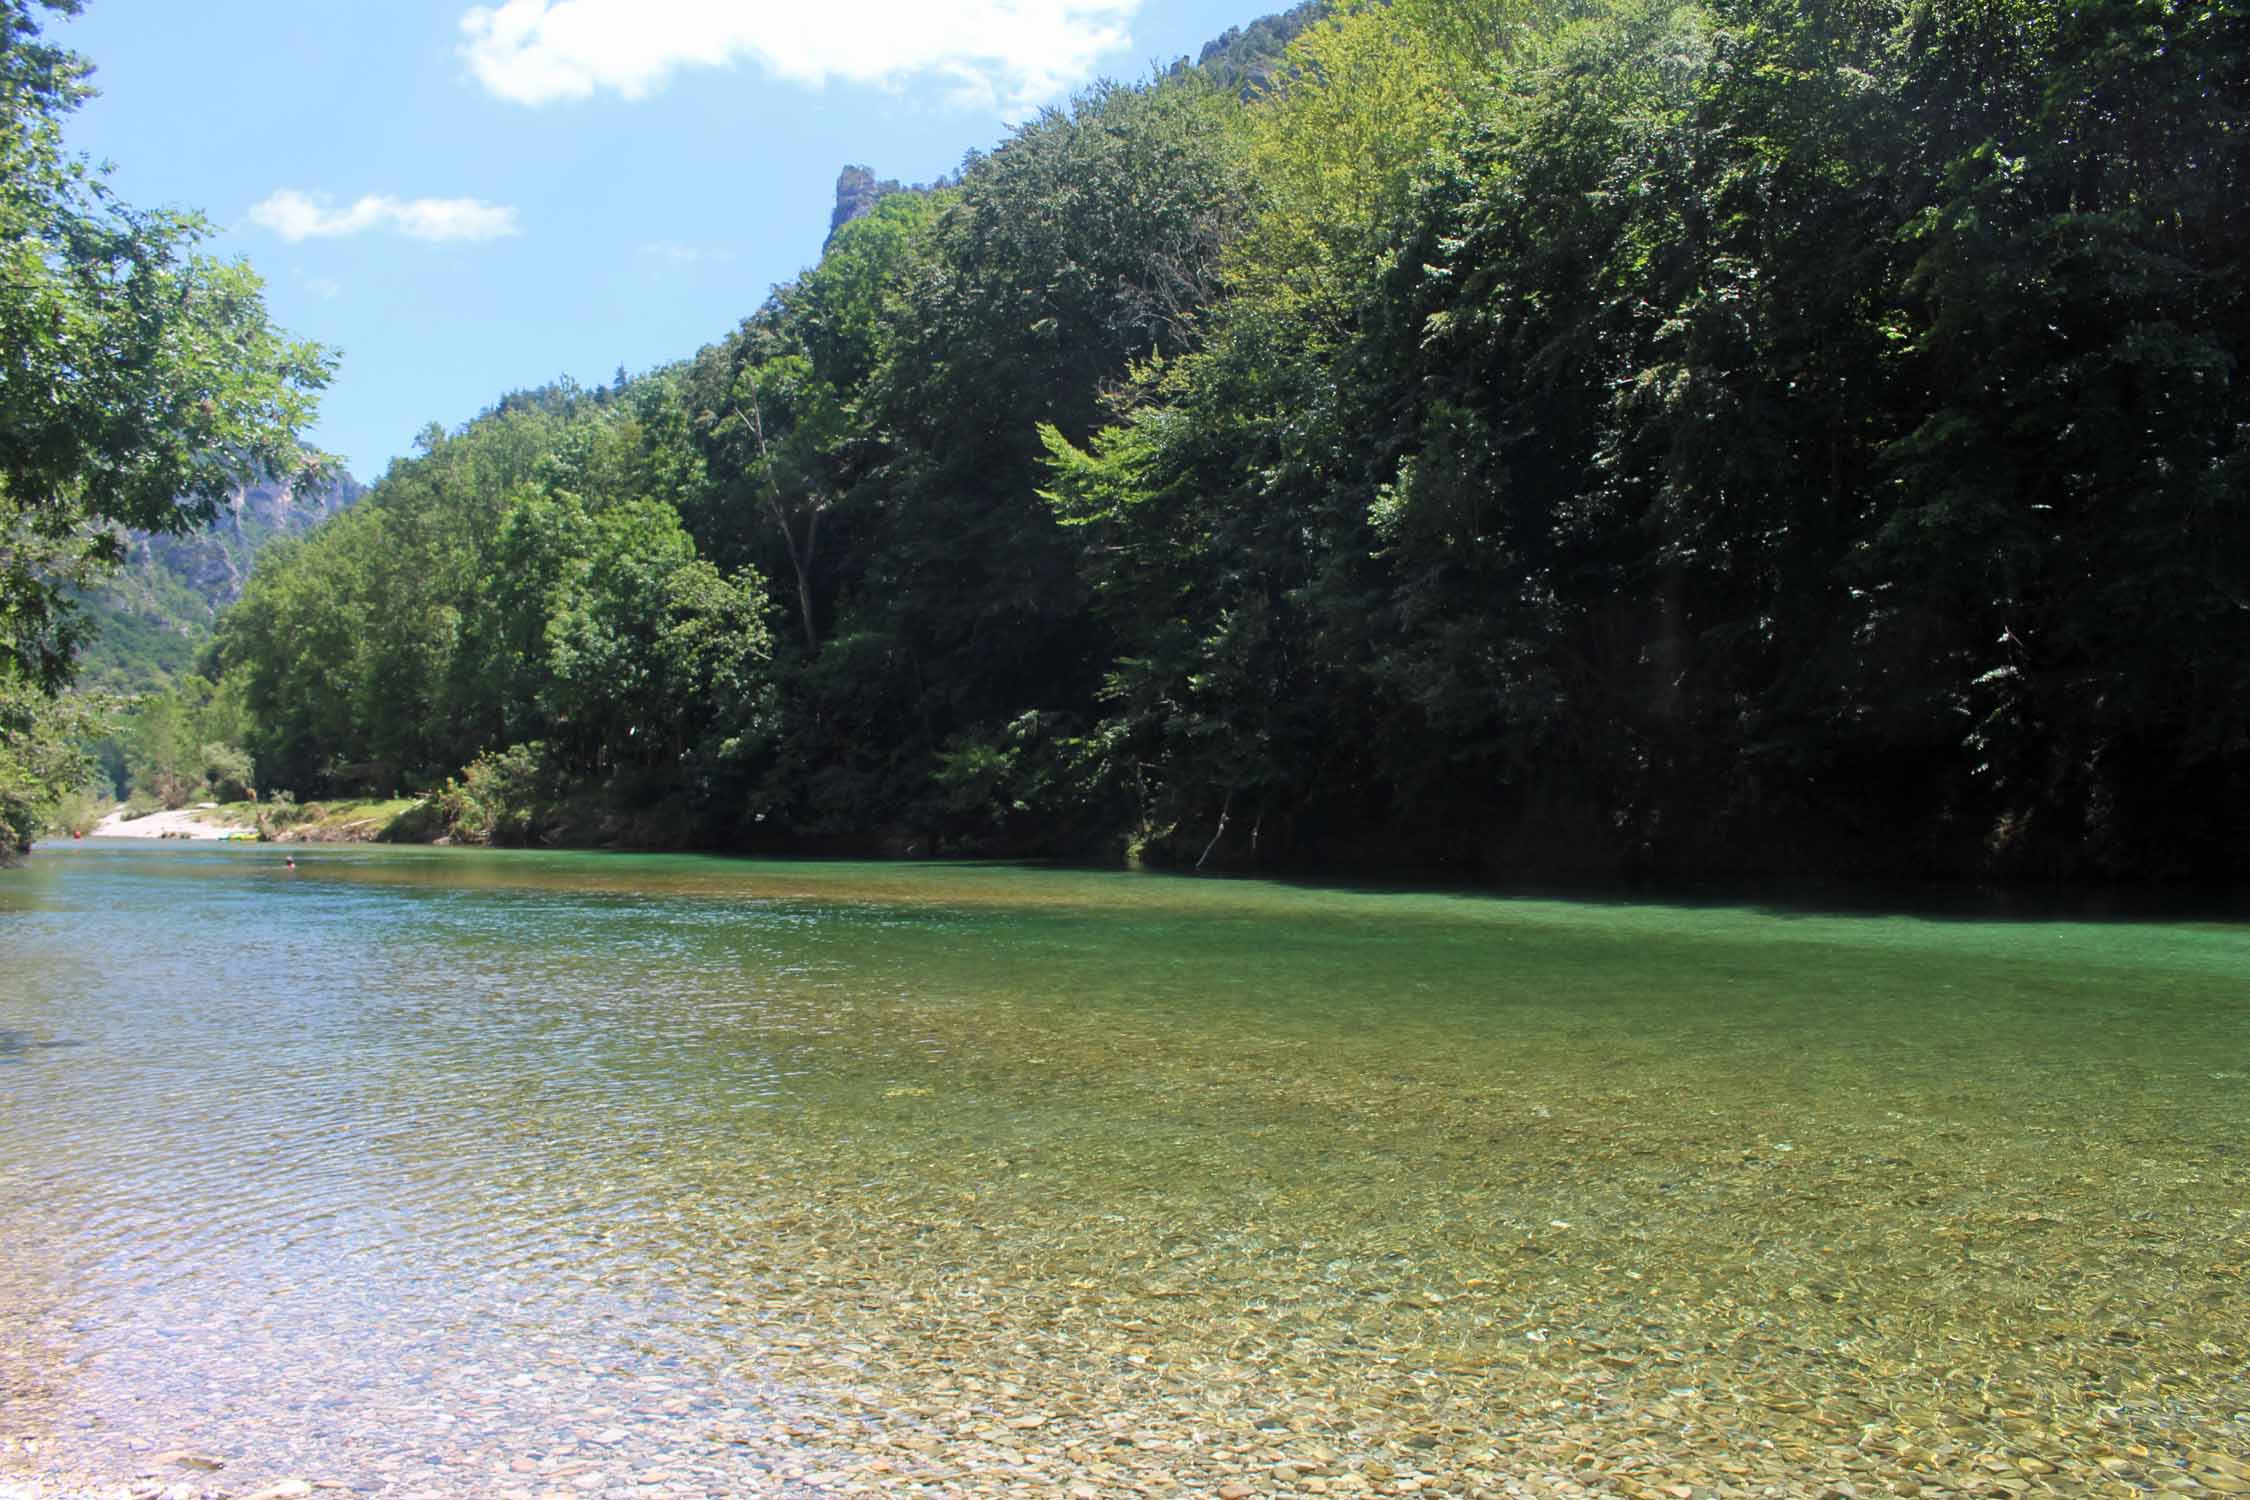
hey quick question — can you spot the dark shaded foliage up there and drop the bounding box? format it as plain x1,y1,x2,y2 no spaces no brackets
219,0,2248,881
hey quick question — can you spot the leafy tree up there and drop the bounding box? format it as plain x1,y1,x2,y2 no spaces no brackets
682,193,937,651
218,377,776,831
1036,2,1583,863
542,497,774,775
722,73,1251,840
1869,0,2250,874
0,0,328,852
204,0,2250,880
1230,0,1571,322
0,674,105,849
1038,311,1374,862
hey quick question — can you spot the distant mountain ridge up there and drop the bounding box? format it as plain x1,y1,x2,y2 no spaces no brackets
77,469,364,691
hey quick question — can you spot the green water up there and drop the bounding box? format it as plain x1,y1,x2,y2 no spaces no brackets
2,843,2245,1499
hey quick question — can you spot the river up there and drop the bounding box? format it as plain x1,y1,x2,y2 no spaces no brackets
3,842,2246,1499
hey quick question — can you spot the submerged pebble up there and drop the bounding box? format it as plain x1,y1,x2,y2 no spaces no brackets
4,852,2246,1497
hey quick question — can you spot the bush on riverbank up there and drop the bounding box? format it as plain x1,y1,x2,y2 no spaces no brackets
432,743,563,846
254,796,424,843
46,784,114,838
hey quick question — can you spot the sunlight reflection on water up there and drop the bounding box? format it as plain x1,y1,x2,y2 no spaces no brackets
3,843,2247,1498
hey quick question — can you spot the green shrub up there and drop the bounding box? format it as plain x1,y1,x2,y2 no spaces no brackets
47,782,113,837
438,742,560,846
199,742,256,803
255,789,310,835
148,769,200,810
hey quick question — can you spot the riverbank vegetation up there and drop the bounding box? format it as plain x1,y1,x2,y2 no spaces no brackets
103,0,2250,879
0,0,330,857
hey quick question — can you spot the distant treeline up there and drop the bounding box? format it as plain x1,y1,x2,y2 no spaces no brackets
199,0,2249,880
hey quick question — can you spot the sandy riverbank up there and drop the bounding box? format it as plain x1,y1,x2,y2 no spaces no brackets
90,805,245,840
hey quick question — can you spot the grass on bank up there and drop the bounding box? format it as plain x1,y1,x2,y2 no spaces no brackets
252,796,428,841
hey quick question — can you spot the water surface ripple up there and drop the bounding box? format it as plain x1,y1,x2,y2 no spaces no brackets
3,843,2246,1499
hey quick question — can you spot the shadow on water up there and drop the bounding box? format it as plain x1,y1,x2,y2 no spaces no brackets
27,833,2250,937
0,1028,85,1063
1211,861,2250,925
438,838,2250,925
218,839,2250,931
652,835,2250,924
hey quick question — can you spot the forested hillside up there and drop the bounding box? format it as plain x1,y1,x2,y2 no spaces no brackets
209,0,2249,881
75,470,363,692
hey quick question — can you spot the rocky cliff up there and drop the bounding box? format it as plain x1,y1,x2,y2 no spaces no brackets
77,470,365,691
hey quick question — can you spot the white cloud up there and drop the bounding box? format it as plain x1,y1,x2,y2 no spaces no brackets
459,0,1141,113
250,190,523,244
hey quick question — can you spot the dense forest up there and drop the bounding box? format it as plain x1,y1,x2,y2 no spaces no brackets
124,0,2250,880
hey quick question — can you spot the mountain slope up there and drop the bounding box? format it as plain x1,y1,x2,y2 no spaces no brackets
76,470,365,692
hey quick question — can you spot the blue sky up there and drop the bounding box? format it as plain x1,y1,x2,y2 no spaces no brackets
56,0,1283,483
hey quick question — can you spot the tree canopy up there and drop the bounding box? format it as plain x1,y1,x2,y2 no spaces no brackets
1,0,330,852
202,0,2250,881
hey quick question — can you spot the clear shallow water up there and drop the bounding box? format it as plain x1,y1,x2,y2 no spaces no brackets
2,842,2246,1499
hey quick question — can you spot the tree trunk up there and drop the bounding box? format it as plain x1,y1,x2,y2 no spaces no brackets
1197,788,1234,870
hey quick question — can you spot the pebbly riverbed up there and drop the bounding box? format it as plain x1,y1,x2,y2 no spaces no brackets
3,844,2247,1500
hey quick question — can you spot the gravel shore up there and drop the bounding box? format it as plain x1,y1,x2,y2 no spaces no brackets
89,806,241,840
